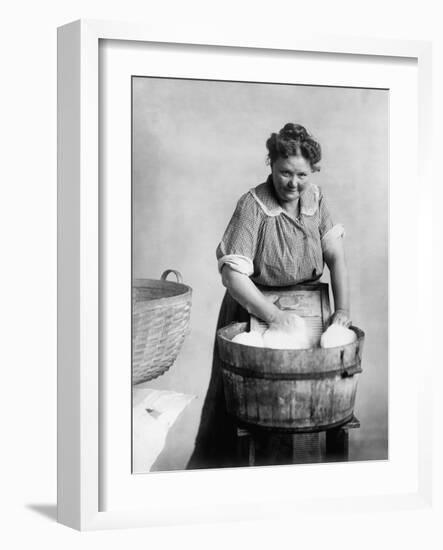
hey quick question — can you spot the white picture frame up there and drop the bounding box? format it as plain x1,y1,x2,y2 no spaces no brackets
57,19,433,531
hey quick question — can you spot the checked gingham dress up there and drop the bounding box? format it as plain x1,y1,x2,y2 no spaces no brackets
187,175,344,469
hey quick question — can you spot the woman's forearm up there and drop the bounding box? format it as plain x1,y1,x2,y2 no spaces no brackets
221,266,280,324
323,232,350,316
328,255,350,314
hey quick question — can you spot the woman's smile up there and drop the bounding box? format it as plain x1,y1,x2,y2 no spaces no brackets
285,184,299,193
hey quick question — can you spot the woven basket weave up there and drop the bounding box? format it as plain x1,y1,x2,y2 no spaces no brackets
132,270,192,385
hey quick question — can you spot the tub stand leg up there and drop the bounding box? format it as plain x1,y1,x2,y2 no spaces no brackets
237,427,256,466
325,415,360,462
248,436,256,466
325,428,349,460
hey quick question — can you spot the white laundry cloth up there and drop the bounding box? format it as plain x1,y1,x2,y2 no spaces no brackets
320,324,357,348
132,388,195,473
231,330,264,347
263,314,312,350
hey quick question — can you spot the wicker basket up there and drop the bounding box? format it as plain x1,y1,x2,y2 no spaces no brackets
132,270,192,385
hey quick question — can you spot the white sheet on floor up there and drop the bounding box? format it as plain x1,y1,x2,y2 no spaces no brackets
132,388,195,473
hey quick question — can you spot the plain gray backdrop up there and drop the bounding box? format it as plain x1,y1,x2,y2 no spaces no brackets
132,76,389,471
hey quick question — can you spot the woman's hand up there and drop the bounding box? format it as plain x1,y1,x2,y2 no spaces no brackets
269,309,306,333
221,266,284,324
328,308,352,328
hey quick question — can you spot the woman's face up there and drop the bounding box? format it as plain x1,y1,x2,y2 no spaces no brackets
271,155,312,204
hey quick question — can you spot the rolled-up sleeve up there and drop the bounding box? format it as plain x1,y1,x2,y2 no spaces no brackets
317,189,334,238
322,223,345,257
318,189,345,255
216,193,261,276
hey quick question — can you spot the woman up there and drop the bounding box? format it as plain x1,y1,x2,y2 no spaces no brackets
188,123,350,469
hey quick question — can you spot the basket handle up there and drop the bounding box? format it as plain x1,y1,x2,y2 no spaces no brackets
161,269,183,283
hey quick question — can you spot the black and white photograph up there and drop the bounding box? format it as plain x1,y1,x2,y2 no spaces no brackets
131,76,389,473
2,0,439,542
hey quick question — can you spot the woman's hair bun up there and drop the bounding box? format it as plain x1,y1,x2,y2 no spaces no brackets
279,123,308,141
266,122,321,170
